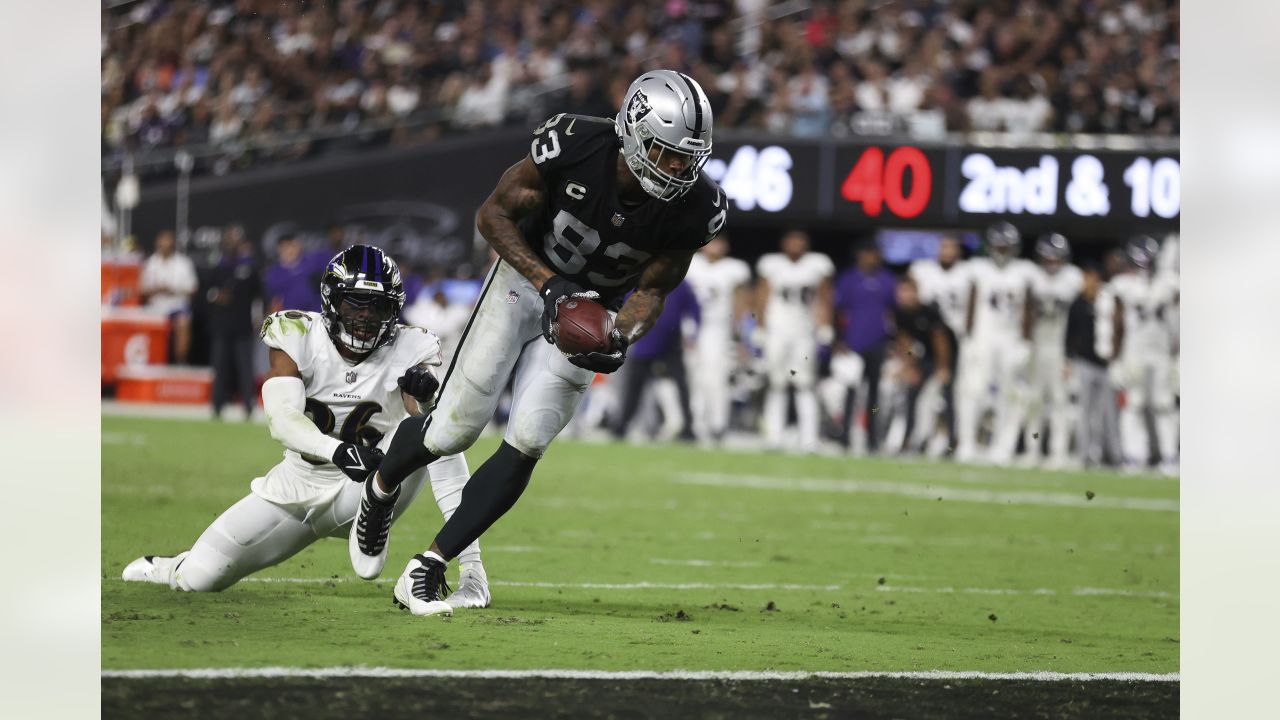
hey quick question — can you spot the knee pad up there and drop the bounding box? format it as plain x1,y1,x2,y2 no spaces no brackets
173,547,236,593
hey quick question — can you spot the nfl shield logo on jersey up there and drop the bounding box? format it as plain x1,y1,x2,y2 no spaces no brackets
345,370,358,384
506,290,520,304
611,213,626,227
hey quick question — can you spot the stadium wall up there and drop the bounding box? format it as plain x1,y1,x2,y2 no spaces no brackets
127,131,1179,265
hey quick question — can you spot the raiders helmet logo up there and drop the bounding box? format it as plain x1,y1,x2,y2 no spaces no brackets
626,89,652,126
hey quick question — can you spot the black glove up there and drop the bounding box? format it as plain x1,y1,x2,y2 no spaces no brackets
567,328,628,374
397,365,440,404
332,442,384,483
540,275,600,343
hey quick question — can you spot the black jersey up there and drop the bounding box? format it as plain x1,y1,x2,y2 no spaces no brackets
522,113,728,307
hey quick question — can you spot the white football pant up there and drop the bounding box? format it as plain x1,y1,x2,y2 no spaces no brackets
955,337,1030,465
423,261,595,460
1025,343,1074,465
762,329,819,451
1116,352,1178,469
173,453,474,592
692,330,735,439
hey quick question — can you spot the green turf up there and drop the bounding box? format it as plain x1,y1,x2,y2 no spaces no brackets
102,416,1178,673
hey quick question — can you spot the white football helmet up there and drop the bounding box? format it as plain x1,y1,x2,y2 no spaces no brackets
616,70,713,201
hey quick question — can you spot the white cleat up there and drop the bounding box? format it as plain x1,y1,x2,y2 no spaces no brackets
392,554,453,617
446,564,492,610
349,478,399,580
122,552,189,585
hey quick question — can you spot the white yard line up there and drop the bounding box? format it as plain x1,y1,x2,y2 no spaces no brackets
648,558,763,568
674,473,1179,512
130,576,1173,599
876,585,1176,600
101,667,1179,682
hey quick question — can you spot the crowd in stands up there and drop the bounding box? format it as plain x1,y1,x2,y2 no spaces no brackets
103,0,1180,175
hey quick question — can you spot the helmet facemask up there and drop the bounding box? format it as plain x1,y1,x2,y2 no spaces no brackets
334,292,399,354
626,133,710,201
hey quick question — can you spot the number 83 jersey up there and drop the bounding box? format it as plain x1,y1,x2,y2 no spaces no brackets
524,113,728,308
254,310,442,504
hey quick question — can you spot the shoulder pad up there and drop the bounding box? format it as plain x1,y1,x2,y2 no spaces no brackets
394,324,444,368
529,113,617,173
260,310,317,366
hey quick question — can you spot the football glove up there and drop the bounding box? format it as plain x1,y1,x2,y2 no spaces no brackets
540,275,600,343
567,328,628,374
397,365,440,404
332,442,384,483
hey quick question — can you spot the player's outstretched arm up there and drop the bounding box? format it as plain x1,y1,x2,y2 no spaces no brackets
476,155,556,290
615,248,697,343
261,348,381,481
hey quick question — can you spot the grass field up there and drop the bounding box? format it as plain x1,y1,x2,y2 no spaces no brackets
102,414,1178,717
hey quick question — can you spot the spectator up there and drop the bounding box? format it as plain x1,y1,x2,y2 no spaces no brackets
206,230,264,421
833,241,896,453
139,229,198,365
102,0,1180,177
264,235,321,314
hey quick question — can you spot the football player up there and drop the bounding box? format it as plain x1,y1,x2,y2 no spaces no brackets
755,230,835,452
907,234,970,455
1095,236,1179,475
684,234,752,443
121,246,490,608
1024,233,1084,469
358,70,727,616
955,222,1037,466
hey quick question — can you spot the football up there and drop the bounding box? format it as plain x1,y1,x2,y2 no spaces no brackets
554,297,615,355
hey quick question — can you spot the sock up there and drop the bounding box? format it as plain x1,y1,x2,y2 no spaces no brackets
421,549,446,565
434,441,537,559
763,388,786,446
380,414,440,487
370,476,396,502
795,388,819,450
428,454,483,568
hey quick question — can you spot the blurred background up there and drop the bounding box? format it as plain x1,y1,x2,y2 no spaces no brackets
99,0,1179,472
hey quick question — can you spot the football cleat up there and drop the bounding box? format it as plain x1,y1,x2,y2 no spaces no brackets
446,564,492,610
349,478,399,580
122,552,189,586
393,554,454,617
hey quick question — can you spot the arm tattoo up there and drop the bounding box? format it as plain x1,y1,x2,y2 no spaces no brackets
615,250,694,342
477,156,556,290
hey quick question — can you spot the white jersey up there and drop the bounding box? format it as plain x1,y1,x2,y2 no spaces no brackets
967,257,1037,341
909,258,971,336
1031,264,1083,350
756,252,834,335
1098,272,1179,358
253,310,442,504
685,253,751,334
403,298,470,364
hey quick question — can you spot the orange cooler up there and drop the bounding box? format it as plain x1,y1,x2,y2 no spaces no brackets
101,307,169,383
115,365,214,404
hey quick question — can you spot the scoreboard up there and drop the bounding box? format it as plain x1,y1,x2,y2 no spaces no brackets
703,137,1179,235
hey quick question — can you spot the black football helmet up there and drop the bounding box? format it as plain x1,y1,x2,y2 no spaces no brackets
320,245,406,354
1125,235,1159,272
1035,233,1071,263
985,221,1021,264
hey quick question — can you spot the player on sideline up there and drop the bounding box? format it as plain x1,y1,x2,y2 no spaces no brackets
955,222,1037,466
350,70,728,617
756,230,835,453
1095,236,1180,475
907,234,970,456
121,246,490,608
684,234,751,444
1024,233,1084,469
